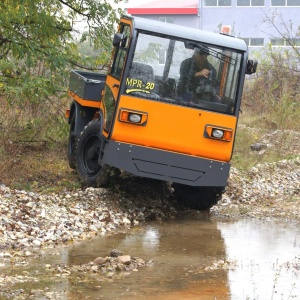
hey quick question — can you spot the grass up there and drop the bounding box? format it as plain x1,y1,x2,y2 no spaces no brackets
231,107,300,171
0,141,81,193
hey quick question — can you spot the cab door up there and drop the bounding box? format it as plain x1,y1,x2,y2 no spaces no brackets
101,22,132,138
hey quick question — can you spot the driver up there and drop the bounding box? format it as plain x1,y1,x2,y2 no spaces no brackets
177,47,221,102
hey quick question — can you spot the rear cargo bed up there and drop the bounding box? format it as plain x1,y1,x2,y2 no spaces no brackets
69,70,107,101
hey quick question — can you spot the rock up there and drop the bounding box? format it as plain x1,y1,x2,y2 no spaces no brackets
134,258,145,266
118,255,131,265
110,249,122,257
122,217,131,226
32,240,41,247
25,202,35,208
146,260,156,267
106,272,114,278
24,251,32,257
91,265,98,272
93,257,108,265
250,142,267,151
116,263,125,271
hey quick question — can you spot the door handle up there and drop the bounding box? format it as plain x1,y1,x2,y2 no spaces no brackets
113,84,120,88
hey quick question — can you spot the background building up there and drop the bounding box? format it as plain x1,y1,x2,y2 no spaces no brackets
126,0,300,49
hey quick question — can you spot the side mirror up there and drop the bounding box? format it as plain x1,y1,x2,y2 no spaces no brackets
246,60,258,75
113,33,127,47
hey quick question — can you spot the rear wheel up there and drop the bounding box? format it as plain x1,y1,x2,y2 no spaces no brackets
75,120,109,187
173,184,225,210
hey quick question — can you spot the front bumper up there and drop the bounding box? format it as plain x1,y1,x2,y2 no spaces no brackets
101,141,230,187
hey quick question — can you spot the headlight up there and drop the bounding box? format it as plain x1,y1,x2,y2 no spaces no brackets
119,108,148,126
204,125,232,142
129,113,142,123
212,129,224,139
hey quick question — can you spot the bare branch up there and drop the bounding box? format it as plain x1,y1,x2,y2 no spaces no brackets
57,0,90,18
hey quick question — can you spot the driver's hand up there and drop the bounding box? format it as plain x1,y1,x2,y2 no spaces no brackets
195,69,210,78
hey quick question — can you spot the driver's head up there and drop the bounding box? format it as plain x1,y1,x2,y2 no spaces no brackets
193,47,209,64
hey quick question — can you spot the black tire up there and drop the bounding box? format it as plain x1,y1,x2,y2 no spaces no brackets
67,114,76,169
75,120,109,187
173,184,225,210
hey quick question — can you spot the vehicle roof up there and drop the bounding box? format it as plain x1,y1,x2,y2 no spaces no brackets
123,15,247,52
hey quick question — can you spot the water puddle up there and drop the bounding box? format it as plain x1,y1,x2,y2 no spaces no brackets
218,219,300,299
1,214,300,299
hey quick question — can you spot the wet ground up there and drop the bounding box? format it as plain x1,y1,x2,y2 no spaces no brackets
1,213,300,300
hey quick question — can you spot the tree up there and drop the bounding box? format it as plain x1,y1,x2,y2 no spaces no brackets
0,0,122,144
241,11,300,130
0,0,122,100
262,10,300,56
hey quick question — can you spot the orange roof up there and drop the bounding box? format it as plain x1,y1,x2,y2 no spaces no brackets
127,0,199,15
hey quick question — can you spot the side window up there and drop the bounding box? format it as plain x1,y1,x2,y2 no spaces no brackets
110,25,131,79
102,85,115,132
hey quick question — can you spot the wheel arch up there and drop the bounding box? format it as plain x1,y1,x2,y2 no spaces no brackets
69,101,101,137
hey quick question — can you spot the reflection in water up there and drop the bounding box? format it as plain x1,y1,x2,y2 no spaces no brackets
218,219,300,299
142,228,160,251
67,215,229,299
2,216,300,299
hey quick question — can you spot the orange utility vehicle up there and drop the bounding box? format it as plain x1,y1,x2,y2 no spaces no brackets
66,15,257,210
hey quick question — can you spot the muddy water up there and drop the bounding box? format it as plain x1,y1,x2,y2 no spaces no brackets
2,214,300,300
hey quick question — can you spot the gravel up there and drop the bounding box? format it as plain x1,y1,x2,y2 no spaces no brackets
212,157,300,219
0,178,177,251
0,157,299,252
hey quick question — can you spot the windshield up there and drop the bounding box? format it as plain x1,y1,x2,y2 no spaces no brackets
124,32,243,115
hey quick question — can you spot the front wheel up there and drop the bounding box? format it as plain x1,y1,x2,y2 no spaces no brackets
75,120,109,187
173,184,225,210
